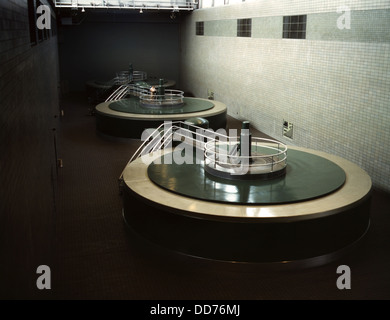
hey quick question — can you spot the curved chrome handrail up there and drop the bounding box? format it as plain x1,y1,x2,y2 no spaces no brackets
204,137,288,173
139,90,185,106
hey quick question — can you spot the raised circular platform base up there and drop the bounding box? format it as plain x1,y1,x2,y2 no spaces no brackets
95,98,227,139
122,146,372,266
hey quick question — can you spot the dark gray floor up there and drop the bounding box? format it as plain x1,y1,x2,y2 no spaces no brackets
52,92,390,300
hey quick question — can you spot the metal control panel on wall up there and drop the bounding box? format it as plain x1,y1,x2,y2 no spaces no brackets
283,120,293,139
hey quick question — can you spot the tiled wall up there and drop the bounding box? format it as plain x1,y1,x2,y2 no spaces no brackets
0,0,59,298
180,0,390,192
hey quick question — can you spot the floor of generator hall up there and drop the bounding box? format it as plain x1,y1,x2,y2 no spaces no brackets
52,92,390,300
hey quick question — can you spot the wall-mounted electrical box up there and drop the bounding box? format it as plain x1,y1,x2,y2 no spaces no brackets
283,120,293,139
207,89,214,100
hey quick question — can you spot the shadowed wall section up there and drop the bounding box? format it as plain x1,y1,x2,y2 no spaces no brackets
0,0,60,299
58,11,182,92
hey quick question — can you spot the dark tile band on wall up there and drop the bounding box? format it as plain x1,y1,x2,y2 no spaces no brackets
283,15,307,39
28,0,53,46
28,0,37,45
196,21,204,35
237,18,252,37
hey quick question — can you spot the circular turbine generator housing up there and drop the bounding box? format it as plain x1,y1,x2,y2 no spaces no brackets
122,140,372,267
